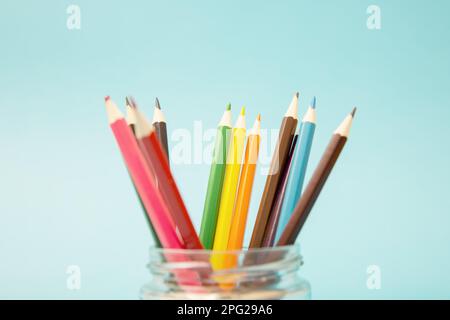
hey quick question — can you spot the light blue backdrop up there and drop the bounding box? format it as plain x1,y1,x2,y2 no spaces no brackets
1,0,449,299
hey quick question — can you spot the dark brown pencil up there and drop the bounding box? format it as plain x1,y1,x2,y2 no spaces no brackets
153,98,170,162
261,134,298,247
125,97,162,248
277,108,356,246
249,93,299,248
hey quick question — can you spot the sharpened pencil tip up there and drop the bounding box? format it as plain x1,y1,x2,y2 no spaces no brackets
125,97,131,107
351,107,357,117
311,96,316,109
240,106,245,115
257,113,261,121
226,103,231,111
104,96,110,102
155,98,161,109
296,92,299,98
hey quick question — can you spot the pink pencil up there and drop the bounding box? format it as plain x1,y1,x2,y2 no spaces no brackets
105,96,183,249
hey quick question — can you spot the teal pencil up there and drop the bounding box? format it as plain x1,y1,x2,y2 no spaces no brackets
275,97,317,242
199,104,232,249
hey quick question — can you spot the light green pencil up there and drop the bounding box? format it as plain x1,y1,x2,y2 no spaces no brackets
199,104,232,249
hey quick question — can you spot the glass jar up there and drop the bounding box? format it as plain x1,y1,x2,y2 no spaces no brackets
140,244,311,300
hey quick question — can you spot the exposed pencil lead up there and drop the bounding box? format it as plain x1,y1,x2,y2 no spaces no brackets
125,96,132,107
127,96,138,109
155,98,161,110
240,106,245,116
296,92,299,98
351,107,357,117
226,103,231,111
311,96,316,109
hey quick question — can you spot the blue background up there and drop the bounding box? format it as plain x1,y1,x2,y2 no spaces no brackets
1,0,449,299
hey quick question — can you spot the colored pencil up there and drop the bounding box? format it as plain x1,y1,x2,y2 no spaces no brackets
261,134,298,247
249,93,298,248
212,107,246,268
125,97,137,132
104,96,183,249
227,114,261,251
108,97,208,289
199,104,232,249
277,108,356,246
132,107,203,250
153,97,170,162
124,98,162,247
275,97,317,242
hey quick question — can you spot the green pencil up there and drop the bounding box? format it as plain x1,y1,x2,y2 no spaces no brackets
199,104,232,249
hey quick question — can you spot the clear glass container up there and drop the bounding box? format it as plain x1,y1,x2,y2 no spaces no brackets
140,244,311,300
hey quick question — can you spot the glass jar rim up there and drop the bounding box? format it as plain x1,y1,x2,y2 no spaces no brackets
148,243,301,255
147,243,304,276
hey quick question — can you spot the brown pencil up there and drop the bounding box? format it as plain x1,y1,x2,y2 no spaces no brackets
261,134,298,247
249,93,299,248
153,98,170,162
277,108,356,246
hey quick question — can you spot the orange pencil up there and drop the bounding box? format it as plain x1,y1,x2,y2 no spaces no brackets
227,114,261,251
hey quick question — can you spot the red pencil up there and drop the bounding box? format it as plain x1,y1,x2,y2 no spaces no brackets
104,96,182,249
131,107,203,250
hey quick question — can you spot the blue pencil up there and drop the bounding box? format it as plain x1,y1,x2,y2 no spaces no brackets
275,97,317,242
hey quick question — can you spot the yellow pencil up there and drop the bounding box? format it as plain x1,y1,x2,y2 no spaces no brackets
212,107,246,269
227,114,261,252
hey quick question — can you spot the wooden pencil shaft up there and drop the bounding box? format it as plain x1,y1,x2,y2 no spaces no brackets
275,120,316,242
249,116,297,248
261,134,298,247
108,118,183,248
199,125,231,249
277,134,347,246
128,122,162,247
131,183,162,247
212,125,246,253
154,121,170,162
138,132,203,249
227,133,260,250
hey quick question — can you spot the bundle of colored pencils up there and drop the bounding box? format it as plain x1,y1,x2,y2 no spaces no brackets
104,93,356,261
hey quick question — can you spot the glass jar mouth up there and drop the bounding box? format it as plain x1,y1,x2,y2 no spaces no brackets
146,244,303,291
148,244,301,256
142,244,308,299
